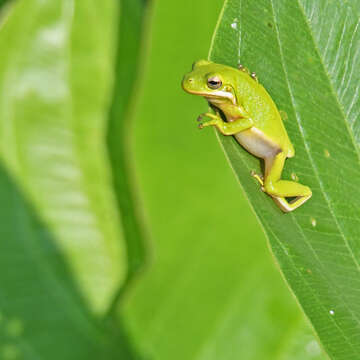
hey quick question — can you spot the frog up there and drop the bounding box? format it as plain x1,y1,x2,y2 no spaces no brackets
182,59,312,212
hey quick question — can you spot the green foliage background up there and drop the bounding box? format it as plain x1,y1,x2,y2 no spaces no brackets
0,0,358,359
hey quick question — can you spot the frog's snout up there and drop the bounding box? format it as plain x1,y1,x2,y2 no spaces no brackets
182,74,195,92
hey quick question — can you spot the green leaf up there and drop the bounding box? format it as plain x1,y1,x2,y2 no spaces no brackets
0,162,137,360
210,0,360,358
106,0,149,312
0,0,125,317
0,0,157,357
0,0,150,358
121,1,324,359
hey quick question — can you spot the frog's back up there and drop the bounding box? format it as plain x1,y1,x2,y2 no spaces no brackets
236,74,294,158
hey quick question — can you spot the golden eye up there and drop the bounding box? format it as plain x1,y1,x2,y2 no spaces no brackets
207,76,222,89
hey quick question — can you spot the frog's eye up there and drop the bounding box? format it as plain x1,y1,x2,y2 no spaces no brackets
207,76,222,89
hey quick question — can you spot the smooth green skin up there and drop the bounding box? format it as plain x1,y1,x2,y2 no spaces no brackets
182,60,312,212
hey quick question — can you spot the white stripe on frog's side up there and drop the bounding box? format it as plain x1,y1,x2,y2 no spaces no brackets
205,90,236,105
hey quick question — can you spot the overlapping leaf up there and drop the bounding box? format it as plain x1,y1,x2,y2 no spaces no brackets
0,0,142,358
0,0,126,314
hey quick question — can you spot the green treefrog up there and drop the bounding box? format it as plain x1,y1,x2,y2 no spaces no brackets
182,60,312,212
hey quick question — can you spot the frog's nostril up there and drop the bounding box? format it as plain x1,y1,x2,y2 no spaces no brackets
188,78,194,83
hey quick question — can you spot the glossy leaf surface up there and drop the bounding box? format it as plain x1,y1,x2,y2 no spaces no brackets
210,1,360,358
0,0,125,314
0,0,141,359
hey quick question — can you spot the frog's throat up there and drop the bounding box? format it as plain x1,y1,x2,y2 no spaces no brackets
186,87,237,106
205,85,237,106
205,91,236,105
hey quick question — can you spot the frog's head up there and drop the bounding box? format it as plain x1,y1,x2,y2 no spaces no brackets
182,60,237,105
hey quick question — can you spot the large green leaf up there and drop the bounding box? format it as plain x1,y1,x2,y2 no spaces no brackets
120,0,324,359
0,1,147,358
0,0,125,314
210,0,360,358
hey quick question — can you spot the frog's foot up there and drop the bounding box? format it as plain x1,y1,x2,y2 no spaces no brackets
272,194,312,213
264,179,312,213
197,112,221,129
251,170,264,190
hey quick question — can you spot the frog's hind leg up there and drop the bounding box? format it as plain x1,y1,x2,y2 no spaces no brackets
263,152,312,212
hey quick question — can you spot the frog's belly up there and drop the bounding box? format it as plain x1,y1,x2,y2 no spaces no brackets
234,127,281,159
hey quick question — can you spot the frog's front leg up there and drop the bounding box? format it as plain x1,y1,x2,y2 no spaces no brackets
198,113,253,135
197,112,221,127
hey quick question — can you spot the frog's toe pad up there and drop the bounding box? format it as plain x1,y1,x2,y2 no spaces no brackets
251,170,264,186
